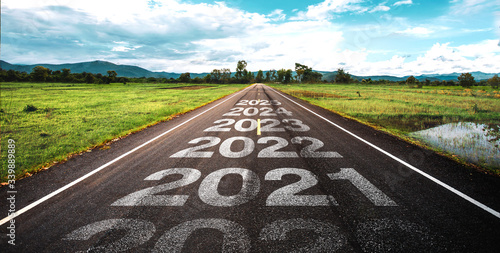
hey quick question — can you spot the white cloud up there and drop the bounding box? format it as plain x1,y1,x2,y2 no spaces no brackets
267,9,286,21
111,42,143,52
112,46,132,52
350,40,500,76
292,0,367,20
461,28,493,33
189,20,346,72
396,27,433,37
369,5,391,13
450,0,499,15
393,0,413,6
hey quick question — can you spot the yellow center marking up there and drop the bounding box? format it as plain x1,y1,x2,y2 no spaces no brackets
257,119,261,135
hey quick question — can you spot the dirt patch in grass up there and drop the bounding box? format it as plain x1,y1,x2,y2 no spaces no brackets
159,85,213,90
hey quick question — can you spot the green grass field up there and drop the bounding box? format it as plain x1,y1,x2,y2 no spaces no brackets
271,83,500,133
270,83,500,172
1,82,247,183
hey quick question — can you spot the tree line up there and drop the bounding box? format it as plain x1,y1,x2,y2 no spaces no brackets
404,73,499,88
0,60,312,85
0,60,498,88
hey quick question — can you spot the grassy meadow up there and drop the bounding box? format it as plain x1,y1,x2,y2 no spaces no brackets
1,82,247,183
271,83,500,172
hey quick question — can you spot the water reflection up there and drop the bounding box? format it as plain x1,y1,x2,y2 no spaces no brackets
409,122,500,168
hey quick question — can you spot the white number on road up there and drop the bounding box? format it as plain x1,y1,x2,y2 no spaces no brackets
328,168,397,206
291,137,343,158
260,119,285,132
234,119,258,132
199,168,261,206
170,137,220,158
204,119,236,132
204,119,309,132
265,168,336,206
111,168,201,206
153,219,250,253
63,219,155,252
219,137,255,158
65,218,425,252
171,136,341,159
236,99,281,106
257,137,298,158
223,107,244,116
222,107,292,117
260,219,345,252
283,119,310,132
259,107,278,116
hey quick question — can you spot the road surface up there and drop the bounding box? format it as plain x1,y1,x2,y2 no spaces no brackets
2,84,500,252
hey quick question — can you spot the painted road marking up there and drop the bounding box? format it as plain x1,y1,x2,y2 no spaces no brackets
269,86,500,219
0,85,255,226
257,119,261,135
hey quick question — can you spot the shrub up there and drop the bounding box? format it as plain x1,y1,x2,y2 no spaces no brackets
488,74,499,89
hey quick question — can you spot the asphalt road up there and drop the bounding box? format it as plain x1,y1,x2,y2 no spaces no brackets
2,84,500,252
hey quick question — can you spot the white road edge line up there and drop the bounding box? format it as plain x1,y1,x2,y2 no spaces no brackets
0,85,254,226
269,85,500,219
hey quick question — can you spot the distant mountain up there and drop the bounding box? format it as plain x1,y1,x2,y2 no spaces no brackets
1,60,497,81
320,70,498,82
0,60,188,79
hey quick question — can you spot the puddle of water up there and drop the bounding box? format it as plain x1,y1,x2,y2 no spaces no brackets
409,122,500,168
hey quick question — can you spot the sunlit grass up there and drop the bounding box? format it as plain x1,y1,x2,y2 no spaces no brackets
271,83,500,172
1,82,247,183
271,84,500,134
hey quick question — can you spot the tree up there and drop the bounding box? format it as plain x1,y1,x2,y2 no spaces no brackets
309,71,323,83
31,66,51,82
192,77,203,84
335,68,351,83
276,69,286,83
85,73,96,84
295,63,322,83
118,77,128,84
106,70,118,84
488,74,499,89
235,60,247,82
107,70,117,78
284,69,293,84
265,71,271,82
203,74,212,83
178,72,191,83
458,72,475,87
256,70,264,83
406,75,416,85
6,69,20,82
211,69,222,83
61,68,71,82
222,68,231,84
295,63,312,83
244,70,254,84
268,69,277,82
295,63,307,83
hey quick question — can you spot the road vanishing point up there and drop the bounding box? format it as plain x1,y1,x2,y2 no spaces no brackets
2,84,500,252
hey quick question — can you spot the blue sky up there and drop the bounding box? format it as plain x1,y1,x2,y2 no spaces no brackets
1,0,499,76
